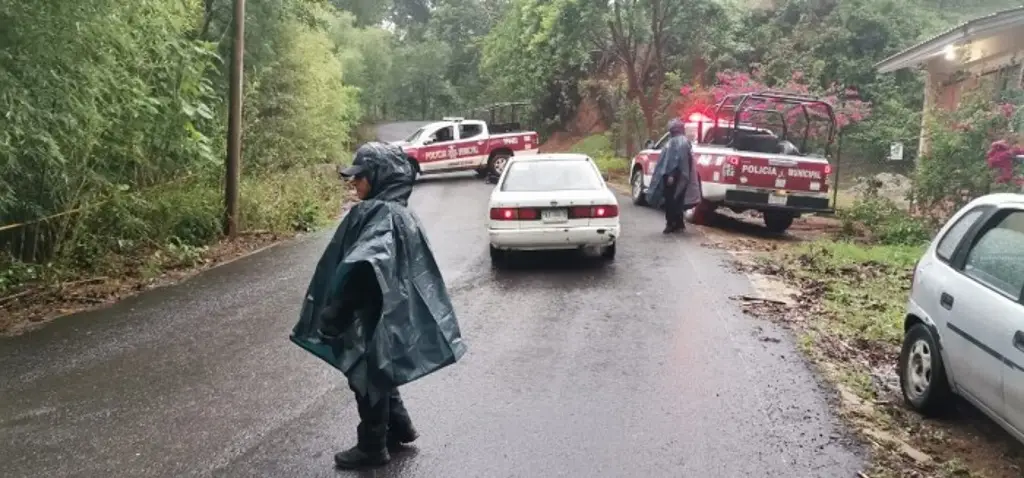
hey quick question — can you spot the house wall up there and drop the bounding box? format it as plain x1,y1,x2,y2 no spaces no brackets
918,26,1024,158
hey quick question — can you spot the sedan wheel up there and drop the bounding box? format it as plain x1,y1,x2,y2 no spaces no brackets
898,323,953,416
489,245,507,268
601,242,616,261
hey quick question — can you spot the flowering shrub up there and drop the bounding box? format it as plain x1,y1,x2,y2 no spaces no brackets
915,90,1021,217
678,70,872,129
986,139,1024,185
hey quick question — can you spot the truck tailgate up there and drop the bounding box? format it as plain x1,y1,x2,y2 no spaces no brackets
735,154,831,193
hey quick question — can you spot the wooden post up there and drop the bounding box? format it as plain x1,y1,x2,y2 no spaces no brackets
224,0,246,237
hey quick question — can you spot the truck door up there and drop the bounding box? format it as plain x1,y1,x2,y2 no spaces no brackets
419,124,458,172
456,121,488,169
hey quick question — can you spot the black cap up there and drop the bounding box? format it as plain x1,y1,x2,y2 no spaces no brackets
339,148,377,179
338,163,367,179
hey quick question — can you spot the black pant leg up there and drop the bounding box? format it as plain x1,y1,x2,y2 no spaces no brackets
388,388,413,431
352,383,390,451
664,183,680,227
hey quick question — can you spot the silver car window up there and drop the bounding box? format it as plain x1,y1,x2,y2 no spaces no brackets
964,210,1024,298
936,207,985,261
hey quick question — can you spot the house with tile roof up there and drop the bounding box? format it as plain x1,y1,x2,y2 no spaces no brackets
876,6,1024,157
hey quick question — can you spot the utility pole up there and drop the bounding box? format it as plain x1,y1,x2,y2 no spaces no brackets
224,0,246,237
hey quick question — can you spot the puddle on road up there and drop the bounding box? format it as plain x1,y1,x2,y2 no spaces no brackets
746,273,799,305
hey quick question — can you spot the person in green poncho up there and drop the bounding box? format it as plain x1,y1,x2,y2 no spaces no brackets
290,142,467,470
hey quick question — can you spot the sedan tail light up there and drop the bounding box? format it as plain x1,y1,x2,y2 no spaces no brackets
569,205,619,219
489,207,540,220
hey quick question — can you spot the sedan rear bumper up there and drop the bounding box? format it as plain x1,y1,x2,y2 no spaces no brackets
489,225,619,251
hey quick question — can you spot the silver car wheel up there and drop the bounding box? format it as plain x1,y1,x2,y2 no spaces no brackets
905,339,933,401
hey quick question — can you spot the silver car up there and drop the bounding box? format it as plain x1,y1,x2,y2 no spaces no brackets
900,193,1024,443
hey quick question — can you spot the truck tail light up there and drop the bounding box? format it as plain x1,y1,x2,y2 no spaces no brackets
490,207,540,220
569,205,619,218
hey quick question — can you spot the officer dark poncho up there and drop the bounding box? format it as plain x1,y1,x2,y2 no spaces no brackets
290,143,467,402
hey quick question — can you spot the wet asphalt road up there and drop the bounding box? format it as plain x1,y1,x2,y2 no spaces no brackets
0,123,865,477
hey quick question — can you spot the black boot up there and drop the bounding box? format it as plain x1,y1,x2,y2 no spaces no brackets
387,422,419,450
334,445,390,469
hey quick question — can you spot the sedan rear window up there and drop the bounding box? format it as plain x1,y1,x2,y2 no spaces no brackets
501,160,602,192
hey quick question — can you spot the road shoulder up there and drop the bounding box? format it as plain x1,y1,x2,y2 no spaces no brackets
704,220,1024,478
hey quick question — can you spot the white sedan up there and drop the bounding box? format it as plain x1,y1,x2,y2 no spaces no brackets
487,154,620,266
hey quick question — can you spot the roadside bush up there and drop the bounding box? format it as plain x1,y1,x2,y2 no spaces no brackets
0,0,363,296
840,196,932,246
914,89,1021,217
239,166,341,233
0,167,341,295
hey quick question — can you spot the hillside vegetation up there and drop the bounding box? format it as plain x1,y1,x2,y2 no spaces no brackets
3,0,1022,298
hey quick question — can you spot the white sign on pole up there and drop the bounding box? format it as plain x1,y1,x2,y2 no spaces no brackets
889,142,904,161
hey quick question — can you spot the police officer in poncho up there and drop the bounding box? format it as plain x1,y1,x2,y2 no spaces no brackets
290,142,467,470
645,118,703,233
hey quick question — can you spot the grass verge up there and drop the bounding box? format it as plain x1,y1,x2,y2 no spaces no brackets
0,165,347,335
737,239,1024,478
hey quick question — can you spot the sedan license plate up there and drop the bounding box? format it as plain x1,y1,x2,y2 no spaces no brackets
768,194,788,206
542,208,568,223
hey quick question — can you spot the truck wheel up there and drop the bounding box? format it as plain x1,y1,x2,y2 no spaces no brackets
687,200,715,225
763,211,795,233
630,169,647,206
408,158,421,181
488,153,511,178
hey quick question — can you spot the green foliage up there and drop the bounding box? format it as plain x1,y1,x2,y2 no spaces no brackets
244,10,362,170
568,134,629,180
775,240,924,344
0,0,362,294
480,0,595,125
841,196,932,246
570,134,615,159
914,89,1018,214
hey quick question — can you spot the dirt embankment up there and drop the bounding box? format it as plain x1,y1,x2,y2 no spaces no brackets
539,95,608,153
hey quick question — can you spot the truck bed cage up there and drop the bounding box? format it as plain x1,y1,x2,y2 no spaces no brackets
710,90,843,210
465,101,532,135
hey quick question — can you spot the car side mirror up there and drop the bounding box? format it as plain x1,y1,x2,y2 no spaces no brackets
643,139,654,150
601,172,610,182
